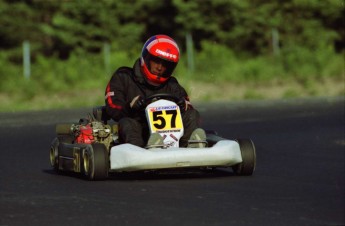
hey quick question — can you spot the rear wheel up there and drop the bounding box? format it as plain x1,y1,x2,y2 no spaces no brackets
232,139,256,176
83,143,109,180
50,137,60,172
49,136,74,173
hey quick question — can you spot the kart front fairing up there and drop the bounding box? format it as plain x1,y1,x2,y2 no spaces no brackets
108,99,243,172
109,140,242,172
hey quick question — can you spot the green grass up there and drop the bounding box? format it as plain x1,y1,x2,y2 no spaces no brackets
0,42,344,112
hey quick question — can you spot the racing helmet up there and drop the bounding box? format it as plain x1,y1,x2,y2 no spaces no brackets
140,35,180,85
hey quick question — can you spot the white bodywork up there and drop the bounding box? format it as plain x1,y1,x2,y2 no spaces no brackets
109,140,242,172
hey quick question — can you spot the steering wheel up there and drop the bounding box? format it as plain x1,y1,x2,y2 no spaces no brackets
145,93,181,104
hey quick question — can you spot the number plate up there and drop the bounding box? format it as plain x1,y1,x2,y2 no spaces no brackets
147,106,183,132
146,100,184,147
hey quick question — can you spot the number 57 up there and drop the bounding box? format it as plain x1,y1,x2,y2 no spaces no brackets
153,110,177,129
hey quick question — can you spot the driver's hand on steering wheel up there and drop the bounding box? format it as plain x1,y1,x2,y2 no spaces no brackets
130,95,145,111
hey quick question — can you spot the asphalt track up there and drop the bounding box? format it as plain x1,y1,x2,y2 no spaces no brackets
0,97,344,226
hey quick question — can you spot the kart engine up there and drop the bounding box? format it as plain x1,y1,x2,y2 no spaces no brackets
72,120,113,150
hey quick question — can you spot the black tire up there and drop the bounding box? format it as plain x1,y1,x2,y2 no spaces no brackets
49,136,74,173
83,143,109,180
58,135,74,144
232,139,256,176
50,137,60,172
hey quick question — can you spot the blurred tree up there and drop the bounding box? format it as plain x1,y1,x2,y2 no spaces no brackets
0,0,342,61
0,0,39,49
173,0,343,56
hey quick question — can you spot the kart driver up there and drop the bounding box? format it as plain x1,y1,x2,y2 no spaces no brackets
104,34,206,148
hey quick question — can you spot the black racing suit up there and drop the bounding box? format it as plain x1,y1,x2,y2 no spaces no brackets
105,58,201,147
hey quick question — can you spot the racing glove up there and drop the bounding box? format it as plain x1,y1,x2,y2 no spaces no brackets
130,95,145,111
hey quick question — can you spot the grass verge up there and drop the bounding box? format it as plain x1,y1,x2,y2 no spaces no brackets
0,76,343,112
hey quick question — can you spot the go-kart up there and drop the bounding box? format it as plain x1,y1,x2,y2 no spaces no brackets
49,93,256,180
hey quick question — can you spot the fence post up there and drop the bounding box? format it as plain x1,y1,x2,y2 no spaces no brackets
186,32,194,74
103,42,111,76
272,28,280,56
23,41,31,79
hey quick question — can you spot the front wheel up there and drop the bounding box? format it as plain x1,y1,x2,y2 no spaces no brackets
232,139,256,176
83,143,109,180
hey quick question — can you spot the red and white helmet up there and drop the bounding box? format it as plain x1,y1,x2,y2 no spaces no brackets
140,35,180,84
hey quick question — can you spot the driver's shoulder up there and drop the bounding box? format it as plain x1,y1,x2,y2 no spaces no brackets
114,66,133,76
166,76,182,87
109,66,135,84
164,77,187,97
166,77,185,90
